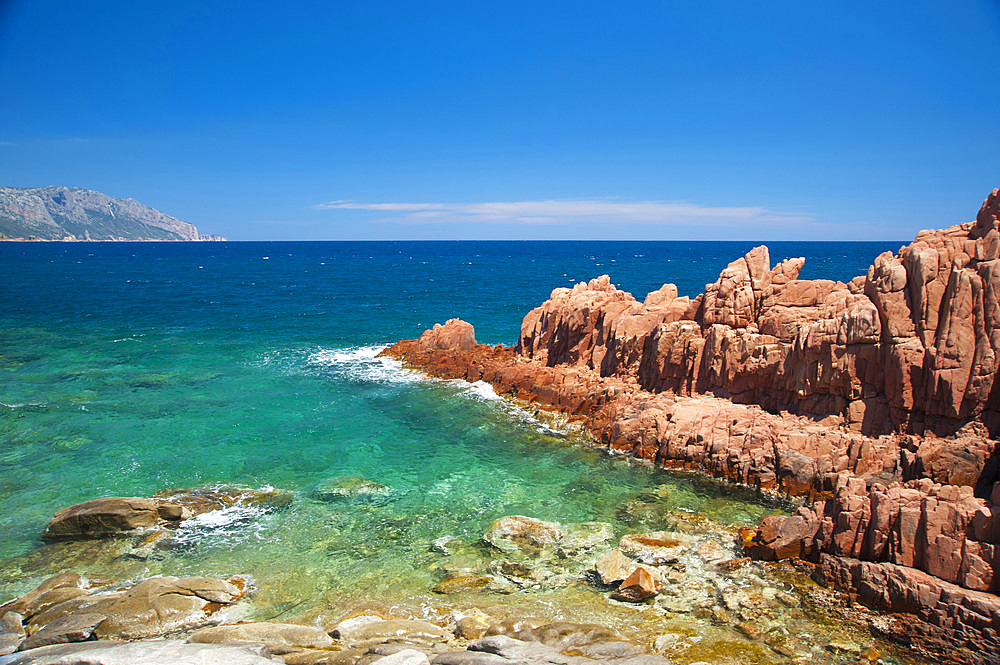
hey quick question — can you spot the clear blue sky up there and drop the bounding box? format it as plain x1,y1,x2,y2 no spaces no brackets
0,1,997,240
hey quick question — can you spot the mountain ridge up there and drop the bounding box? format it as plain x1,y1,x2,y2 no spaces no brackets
0,186,224,241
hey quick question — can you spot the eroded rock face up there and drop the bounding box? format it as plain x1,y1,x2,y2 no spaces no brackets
383,189,1000,664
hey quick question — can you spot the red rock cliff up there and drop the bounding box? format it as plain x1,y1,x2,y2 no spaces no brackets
383,190,1000,663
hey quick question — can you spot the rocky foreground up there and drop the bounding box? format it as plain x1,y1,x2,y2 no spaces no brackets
382,190,1000,663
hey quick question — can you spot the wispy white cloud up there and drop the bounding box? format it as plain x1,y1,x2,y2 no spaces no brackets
314,199,813,227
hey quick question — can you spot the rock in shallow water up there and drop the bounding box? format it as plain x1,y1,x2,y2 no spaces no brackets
618,532,691,564
483,516,563,556
313,476,389,502
610,567,660,603
43,485,292,539
432,573,493,595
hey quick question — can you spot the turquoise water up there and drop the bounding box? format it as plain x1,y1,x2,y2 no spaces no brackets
0,240,920,663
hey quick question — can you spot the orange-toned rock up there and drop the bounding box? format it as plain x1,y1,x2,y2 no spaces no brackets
382,189,1000,660
610,567,659,602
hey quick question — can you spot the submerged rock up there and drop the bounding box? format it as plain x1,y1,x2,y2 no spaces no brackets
482,516,563,556
618,532,690,564
313,476,389,502
556,522,614,557
432,573,493,595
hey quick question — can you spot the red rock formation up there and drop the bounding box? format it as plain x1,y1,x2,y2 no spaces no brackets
382,190,1000,662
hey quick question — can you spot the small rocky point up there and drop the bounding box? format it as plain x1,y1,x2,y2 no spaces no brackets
382,189,1000,665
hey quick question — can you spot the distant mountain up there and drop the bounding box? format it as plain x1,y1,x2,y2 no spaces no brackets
0,186,224,241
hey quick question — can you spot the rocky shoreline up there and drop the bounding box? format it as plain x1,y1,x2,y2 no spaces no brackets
0,488,917,665
380,191,1000,663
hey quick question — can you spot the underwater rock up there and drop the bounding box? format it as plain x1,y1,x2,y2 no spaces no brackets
618,532,691,564
432,573,494,595
313,476,389,501
482,516,563,556
735,621,762,640
455,616,490,641
556,522,614,557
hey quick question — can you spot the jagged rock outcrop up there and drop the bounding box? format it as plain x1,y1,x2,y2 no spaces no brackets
383,190,1000,664
0,186,224,241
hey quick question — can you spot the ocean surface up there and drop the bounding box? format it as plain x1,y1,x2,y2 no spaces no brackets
0,240,922,663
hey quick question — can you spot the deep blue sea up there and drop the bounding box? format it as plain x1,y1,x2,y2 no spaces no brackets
0,240,922,663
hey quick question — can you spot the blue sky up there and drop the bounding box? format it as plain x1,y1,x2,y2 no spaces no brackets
0,1,997,240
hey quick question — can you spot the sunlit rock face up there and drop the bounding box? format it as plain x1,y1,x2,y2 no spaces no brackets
384,189,1000,664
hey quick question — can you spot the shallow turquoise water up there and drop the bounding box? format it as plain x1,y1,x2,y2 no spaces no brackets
0,240,924,663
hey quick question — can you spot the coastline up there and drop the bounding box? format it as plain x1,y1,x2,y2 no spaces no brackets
381,189,1000,663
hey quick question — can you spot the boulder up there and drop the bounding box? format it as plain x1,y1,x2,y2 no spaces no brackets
592,549,636,586
618,532,690,564
18,612,106,651
0,612,24,655
43,498,173,538
1,575,253,642
609,567,659,603
482,516,562,556
0,574,91,622
187,621,333,654
373,649,432,665
44,486,292,539
332,619,449,649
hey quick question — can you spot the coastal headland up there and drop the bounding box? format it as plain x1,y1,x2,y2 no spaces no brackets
383,189,1000,662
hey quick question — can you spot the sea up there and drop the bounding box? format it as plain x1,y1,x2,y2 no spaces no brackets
0,240,923,663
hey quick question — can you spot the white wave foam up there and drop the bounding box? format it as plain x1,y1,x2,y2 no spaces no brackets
455,380,503,402
0,401,46,409
307,345,421,385
304,345,570,437
170,504,270,547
